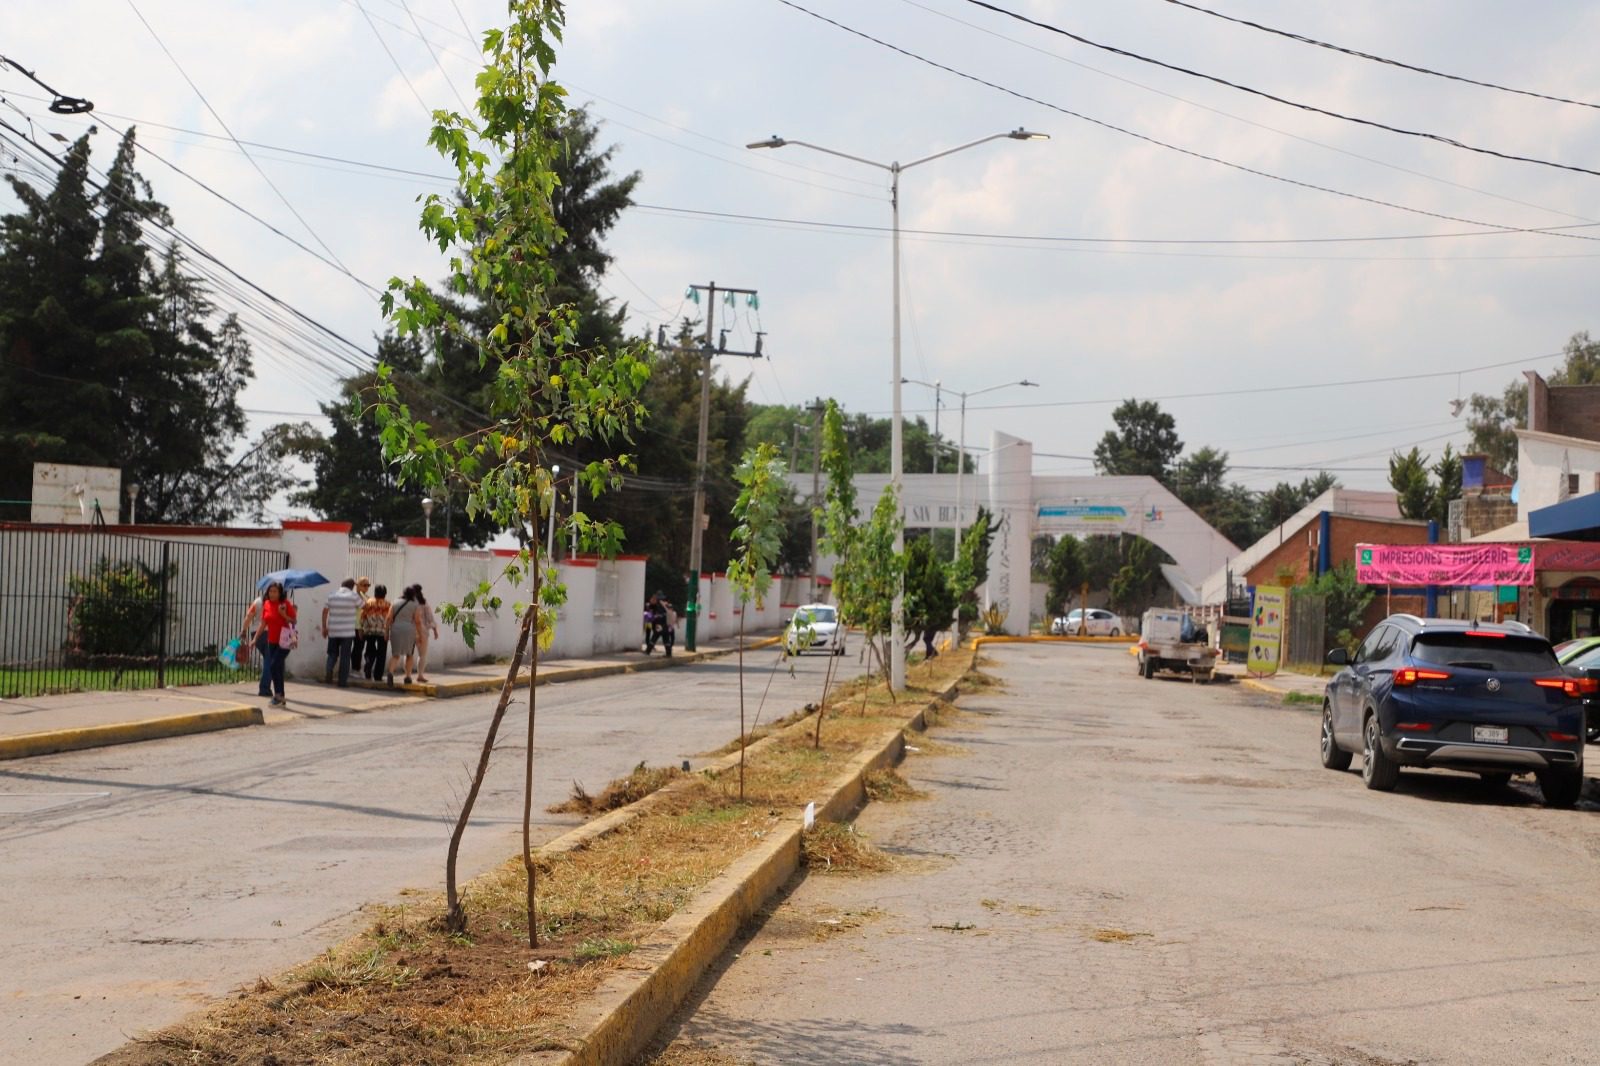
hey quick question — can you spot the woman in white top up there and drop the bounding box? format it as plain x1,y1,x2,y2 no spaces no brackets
414,586,441,682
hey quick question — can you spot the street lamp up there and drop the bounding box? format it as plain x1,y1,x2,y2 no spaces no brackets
421,496,434,539
125,482,140,525
750,127,1047,691
904,378,1040,551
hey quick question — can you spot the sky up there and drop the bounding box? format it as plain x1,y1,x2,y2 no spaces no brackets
6,0,1600,517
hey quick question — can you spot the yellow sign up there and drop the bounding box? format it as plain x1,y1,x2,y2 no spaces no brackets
1249,585,1286,677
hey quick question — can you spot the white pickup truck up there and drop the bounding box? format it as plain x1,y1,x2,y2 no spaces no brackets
1136,608,1220,683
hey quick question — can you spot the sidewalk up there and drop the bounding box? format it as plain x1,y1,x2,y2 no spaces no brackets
1218,663,1330,699
0,633,779,760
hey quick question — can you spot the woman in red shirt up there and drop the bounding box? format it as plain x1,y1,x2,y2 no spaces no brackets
258,581,298,706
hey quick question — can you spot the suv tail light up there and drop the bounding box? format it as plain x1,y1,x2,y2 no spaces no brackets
1534,676,1599,698
1394,668,1451,686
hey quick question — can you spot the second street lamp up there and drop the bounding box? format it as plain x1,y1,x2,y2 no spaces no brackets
903,377,1040,555
750,128,1047,691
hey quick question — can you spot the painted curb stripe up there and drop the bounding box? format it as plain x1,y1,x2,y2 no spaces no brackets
0,706,263,761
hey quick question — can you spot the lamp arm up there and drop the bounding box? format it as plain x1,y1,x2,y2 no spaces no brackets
771,140,891,171
900,133,1012,171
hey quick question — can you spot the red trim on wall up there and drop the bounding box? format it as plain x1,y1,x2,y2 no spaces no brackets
282,519,352,533
562,558,600,568
399,536,450,547
0,522,281,538
614,554,649,562
491,548,523,558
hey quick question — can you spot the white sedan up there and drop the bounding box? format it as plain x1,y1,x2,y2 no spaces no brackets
784,604,846,656
1050,608,1125,637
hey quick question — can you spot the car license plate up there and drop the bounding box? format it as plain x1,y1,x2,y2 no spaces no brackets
1474,725,1509,744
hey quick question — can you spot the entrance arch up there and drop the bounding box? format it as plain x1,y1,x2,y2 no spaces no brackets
787,431,1239,635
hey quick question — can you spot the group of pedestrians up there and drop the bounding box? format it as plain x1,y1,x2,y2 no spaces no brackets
240,577,440,704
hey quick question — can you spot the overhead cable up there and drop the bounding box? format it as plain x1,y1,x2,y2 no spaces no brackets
892,0,1595,225
960,0,1600,179
771,1,1600,239
1157,0,1600,112
123,0,367,290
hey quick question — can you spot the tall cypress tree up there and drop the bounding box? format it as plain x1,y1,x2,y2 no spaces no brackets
0,133,102,504
0,127,298,523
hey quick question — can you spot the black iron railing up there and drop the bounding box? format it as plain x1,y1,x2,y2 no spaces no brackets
0,526,288,698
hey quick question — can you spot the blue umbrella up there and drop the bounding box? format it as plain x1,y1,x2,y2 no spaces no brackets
257,568,331,594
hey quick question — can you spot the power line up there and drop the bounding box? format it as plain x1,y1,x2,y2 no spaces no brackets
634,202,1600,249
399,0,470,113
123,0,367,289
892,0,1596,225
31,85,1600,253
1157,0,1600,112
351,0,433,117
770,1,1600,240
857,349,1562,418
961,0,1600,180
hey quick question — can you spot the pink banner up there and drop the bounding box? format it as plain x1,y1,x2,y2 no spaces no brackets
1356,542,1534,586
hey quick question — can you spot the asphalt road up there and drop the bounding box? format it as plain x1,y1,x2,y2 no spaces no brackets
649,643,1600,1065
0,645,841,1065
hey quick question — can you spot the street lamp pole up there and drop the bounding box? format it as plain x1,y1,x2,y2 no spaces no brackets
902,377,1039,554
421,496,434,539
750,128,1047,692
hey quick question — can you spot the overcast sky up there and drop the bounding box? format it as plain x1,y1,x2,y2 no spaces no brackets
7,0,1600,514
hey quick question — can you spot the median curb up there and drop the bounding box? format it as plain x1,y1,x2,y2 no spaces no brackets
0,705,263,762
520,654,969,1066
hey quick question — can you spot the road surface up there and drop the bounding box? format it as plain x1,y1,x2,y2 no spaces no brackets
648,643,1600,1065
0,646,835,1065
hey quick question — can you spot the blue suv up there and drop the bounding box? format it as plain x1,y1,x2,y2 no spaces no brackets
1321,616,1591,807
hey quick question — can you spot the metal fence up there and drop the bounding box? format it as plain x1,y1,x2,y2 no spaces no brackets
0,526,288,698
1286,590,1328,668
349,538,406,598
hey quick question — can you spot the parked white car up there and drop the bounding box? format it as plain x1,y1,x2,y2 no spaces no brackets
1050,608,1125,637
785,603,846,656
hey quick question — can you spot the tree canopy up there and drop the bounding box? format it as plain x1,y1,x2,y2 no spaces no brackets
0,128,297,522
1094,399,1183,482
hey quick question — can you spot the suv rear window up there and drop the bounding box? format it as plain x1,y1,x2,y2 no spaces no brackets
1410,633,1557,673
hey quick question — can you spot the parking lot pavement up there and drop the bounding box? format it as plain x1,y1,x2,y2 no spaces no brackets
647,643,1600,1066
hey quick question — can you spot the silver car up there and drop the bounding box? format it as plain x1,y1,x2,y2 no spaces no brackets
1050,608,1125,637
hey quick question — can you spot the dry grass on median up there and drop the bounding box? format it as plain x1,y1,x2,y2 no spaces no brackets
106,651,973,1066
548,760,685,814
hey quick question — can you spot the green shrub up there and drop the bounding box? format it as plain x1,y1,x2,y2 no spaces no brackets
66,559,163,659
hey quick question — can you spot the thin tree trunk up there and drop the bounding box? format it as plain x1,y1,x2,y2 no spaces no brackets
813,641,838,749
738,610,746,801
748,647,787,738
445,602,535,933
524,565,542,948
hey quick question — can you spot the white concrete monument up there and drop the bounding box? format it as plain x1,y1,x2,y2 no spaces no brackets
789,431,1239,635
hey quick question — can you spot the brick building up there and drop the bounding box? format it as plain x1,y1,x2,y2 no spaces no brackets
1243,512,1430,632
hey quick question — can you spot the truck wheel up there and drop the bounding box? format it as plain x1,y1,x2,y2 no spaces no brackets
1320,702,1351,771
1362,713,1399,791
1142,657,1156,680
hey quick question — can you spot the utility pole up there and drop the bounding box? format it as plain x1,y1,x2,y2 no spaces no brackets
808,400,824,602
682,281,763,652
930,380,942,474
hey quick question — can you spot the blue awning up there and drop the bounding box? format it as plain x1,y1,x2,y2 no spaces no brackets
1529,493,1600,541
